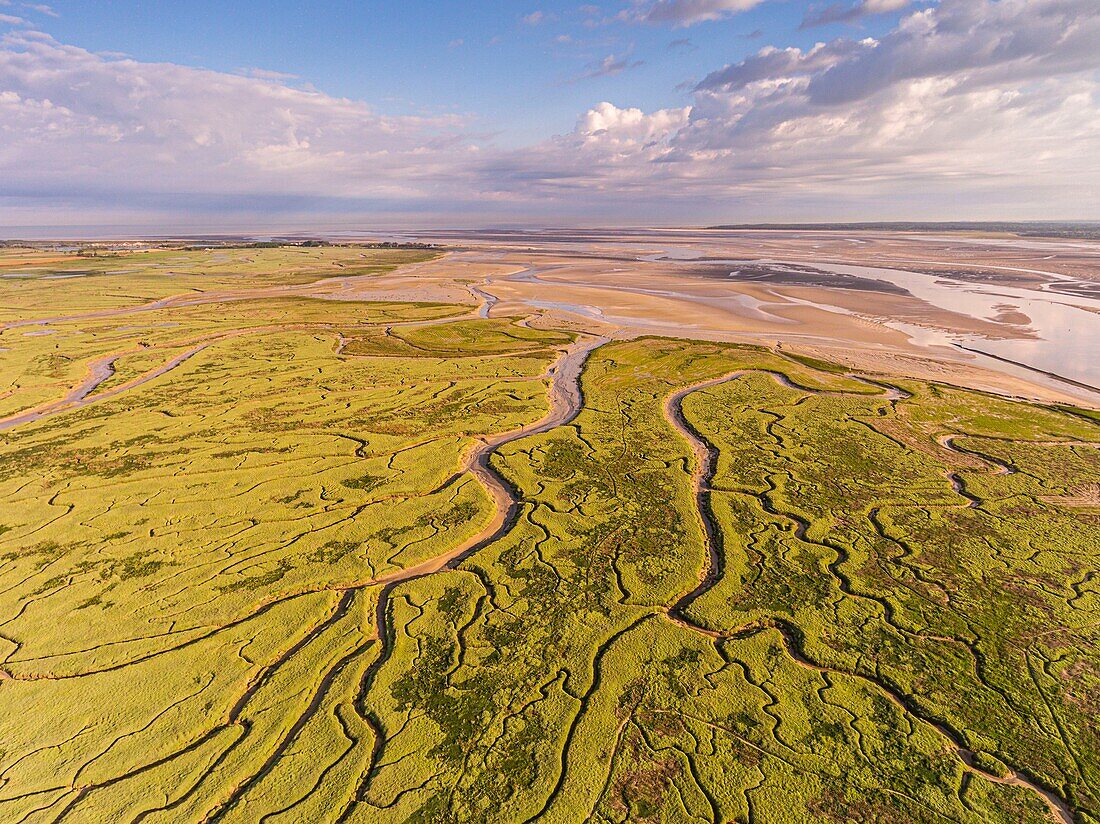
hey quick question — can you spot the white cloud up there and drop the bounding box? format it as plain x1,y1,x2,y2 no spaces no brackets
522,10,556,25
22,3,58,17
484,0,1100,218
801,0,912,28
238,67,299,81
1,0,1099,227
624,0,766,27
693,39,870,92
0,30,476,210
571,51,645,81
580,101,692,142
803,0,1100,105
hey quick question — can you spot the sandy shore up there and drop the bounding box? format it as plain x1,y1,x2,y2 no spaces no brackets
336,230,1100,408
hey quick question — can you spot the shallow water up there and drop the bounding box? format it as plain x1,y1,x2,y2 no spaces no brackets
779,261,1100,393
526,299,605,319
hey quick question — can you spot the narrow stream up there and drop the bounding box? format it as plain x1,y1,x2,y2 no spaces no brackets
347,335,609,804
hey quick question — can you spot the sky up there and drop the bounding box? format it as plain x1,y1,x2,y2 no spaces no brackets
0,0,1098,233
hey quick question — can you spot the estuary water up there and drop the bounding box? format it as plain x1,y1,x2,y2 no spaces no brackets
761,261,1100,396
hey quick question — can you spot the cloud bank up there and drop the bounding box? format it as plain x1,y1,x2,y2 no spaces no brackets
1,0,1099,228
486,0,1100,219
0,31,474,204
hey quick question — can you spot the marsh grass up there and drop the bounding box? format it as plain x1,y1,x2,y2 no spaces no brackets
0,251,1095,822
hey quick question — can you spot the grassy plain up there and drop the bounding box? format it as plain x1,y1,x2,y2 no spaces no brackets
0,246,434,321
0,247,1096,823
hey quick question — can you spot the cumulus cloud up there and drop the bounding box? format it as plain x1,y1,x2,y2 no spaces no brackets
473,102,692,200
238,66,299,81
580,101,693,142
694,39,869,92
803,0,1100,104
492,0,1100,216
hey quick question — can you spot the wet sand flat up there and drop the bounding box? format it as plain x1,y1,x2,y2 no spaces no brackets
359,229,1100,406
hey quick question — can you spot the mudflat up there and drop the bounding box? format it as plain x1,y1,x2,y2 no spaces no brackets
344,228,1100,406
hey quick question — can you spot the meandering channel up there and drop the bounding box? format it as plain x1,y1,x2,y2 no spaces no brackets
323,333,609,819
0,303,493,434
661,368,1076,824
346,333,608,591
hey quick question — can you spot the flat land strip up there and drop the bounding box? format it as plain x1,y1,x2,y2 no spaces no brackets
0,243,1096,822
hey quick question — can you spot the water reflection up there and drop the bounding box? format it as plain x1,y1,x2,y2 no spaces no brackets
773,261,1100,394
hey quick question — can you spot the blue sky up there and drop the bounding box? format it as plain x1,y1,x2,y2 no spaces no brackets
0,1,1098,230
36,0,906,144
